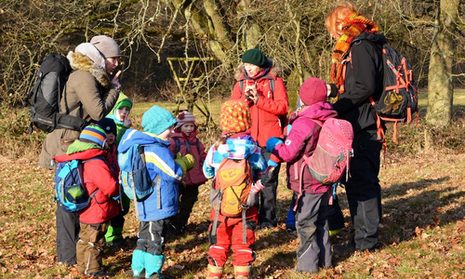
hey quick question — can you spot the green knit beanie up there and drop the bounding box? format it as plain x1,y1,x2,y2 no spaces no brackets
241,48,269,68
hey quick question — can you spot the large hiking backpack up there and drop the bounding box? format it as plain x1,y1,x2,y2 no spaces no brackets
29,53,86,133
372,43,418,143
118,144,156,202
303,118,354,185
54,159,98,212
375,44,418,122
215,158,253,217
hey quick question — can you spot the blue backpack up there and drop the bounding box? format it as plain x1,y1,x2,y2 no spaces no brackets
118,144,154,201
54,159,98,212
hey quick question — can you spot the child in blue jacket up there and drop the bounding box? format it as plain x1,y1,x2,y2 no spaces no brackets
118,105,194,278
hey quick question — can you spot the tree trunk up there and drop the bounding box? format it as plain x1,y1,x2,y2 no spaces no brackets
426,0,459,127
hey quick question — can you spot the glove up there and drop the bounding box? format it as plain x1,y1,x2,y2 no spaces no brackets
250,180,265,194
265,137,284,152
175,153,195,175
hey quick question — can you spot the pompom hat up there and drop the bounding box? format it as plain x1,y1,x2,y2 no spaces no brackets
79,125,107,147
241,48,269,68
90,35,121,58
175,111,196,129
142,105,177,135
220,100,251,134
96,118,117,137
299,77,328,106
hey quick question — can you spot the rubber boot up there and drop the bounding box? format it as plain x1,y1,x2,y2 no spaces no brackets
207,264,223,279
105,225,123,244
144,253,164,278
234,265,251,279
131,249,146,278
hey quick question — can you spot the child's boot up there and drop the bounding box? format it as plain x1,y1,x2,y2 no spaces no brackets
144,253,164,278
234,265,251,279
131,249,146,278
207,264,223,279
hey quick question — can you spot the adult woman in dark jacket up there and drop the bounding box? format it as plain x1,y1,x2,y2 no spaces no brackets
325,3,385,251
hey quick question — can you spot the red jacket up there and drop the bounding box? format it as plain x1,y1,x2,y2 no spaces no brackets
169,131,207,187
231,67,289,147
54,148,120,224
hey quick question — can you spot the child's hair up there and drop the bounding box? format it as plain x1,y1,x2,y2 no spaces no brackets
214,100,251,148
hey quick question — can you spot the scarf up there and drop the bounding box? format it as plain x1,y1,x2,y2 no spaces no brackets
330,12,379,90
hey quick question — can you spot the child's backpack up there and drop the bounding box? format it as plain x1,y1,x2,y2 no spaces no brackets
118,144,154,202
28,53,86,133
54,159,98,212
215,158,253,217
303,118,354,185
211,157,253,245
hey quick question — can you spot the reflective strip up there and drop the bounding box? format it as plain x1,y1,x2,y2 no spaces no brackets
145,151,182,180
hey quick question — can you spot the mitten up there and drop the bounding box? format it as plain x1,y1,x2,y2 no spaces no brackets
175,153,195,175
265,137,284,152
250,180,265,194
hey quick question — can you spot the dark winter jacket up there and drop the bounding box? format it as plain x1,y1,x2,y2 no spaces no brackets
332,32,385,133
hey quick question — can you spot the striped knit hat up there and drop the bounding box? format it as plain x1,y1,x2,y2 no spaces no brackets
175,111,196,129
79,125,107,147
220,100,251,133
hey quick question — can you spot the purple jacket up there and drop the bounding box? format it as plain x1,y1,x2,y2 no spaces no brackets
273,102,337,194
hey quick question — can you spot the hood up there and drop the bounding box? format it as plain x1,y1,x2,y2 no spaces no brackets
67,51,111,88
54,148,105,163
354,32,387,46
216,134,260,160
118,128,170,153
294,102,338,122
108,92,133,122
234,59,282,81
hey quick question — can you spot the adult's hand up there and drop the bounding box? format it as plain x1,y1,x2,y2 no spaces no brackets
111,70,122,91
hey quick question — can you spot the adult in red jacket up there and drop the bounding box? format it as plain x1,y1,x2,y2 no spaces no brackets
231,48,289,227
54,125,120,275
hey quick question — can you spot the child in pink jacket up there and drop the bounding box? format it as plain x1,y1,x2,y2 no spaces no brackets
266,77,337,273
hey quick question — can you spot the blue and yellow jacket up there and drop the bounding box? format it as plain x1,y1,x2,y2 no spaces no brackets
118,129,183,221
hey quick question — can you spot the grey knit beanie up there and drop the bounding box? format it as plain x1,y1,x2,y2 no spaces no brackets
90,35,121,58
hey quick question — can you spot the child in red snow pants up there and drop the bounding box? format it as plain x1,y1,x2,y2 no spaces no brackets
207,207,258,278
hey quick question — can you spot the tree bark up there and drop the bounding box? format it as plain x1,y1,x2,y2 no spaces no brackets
426,0,459,127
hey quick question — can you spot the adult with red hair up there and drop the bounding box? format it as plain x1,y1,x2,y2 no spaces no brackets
325,3,385,251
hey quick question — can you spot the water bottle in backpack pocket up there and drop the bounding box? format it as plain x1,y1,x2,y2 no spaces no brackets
54,159,98,212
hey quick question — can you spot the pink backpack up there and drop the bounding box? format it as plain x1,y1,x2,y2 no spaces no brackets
303,118,354,185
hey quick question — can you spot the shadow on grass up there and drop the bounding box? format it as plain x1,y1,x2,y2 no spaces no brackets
255,250,296,277
381,176,465,246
